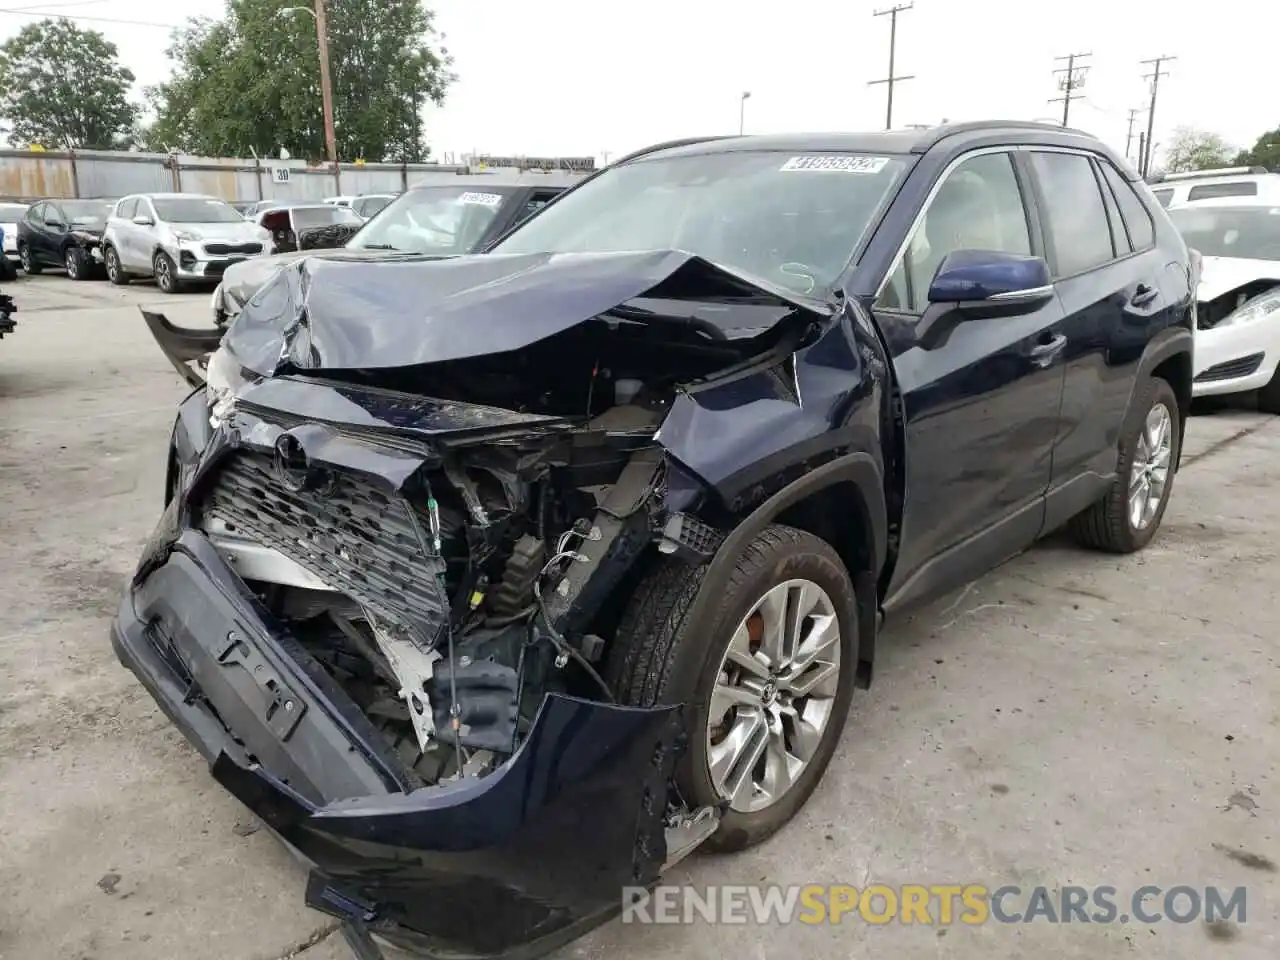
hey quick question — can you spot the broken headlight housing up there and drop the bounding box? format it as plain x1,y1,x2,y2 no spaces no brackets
1220,289,1280,328
205,346,247,427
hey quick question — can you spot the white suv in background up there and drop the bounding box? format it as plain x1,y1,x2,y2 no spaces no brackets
101,193,272,293
1147,167,1280,208
1167,196,1280,410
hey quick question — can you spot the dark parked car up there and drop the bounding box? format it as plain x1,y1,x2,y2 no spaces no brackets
208,180,569,326
16,198,114,280
119,122,1193,959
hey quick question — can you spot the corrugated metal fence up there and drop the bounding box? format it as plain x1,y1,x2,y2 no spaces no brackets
0,149,591,202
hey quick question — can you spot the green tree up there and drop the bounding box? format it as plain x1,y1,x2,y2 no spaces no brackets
1161,127,1234,173
1234,126,1280,171
146,0,453,161
0,19,138,150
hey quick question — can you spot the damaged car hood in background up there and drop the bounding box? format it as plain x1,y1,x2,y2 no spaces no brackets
221,249,834,377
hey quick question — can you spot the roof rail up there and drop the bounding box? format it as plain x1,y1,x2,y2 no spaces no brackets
1148,166,1270,184
915,119,1098,152
607,135,739,167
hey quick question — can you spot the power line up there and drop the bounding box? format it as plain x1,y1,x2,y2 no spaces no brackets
868,3,914,131
0,8,177,28
1139,54,1176,176
1048,52,1091,127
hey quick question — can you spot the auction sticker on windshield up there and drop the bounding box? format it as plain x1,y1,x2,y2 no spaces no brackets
780,156,890,173
459,192,504,206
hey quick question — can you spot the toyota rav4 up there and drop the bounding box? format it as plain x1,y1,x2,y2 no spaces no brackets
119,122,1193,960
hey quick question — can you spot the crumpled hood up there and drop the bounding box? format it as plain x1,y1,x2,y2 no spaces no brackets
1196,255,1280,302
222,249,832,377
219,246,410,312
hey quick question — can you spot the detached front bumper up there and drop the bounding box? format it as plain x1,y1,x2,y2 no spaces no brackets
111,528,687,959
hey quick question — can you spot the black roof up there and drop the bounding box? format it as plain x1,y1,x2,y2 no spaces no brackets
620,121,1114,163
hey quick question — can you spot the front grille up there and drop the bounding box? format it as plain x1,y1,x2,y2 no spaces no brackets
199,451,452,641
1194,352,1265,383
204,242,263,256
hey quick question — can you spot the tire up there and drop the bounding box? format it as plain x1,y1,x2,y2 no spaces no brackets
104,246,129,285
18,243,41,275
1257,369,1280,415
1069,376,1180,553
153,251,183,293
607,524,859,853
64,246,89,281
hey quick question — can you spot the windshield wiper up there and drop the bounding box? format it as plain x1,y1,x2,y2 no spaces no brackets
360,243,401,250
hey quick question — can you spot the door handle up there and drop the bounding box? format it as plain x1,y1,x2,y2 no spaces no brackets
1131,283,1159,307
1029,333,1067,367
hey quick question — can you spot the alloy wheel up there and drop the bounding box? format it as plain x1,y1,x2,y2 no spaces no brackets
1129,402,1172,530
19,246,31,272
155,255,172,292
105,249,119,281
706,578,842,813
65,249,78,279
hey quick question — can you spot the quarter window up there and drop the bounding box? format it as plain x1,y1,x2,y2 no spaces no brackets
1151,188,1174,207
1029,151,1114,276
878,151,1031,314
1098,161,1155,250
118,198,138,219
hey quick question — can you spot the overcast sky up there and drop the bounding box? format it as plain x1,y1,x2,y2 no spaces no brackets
0,0,1274,166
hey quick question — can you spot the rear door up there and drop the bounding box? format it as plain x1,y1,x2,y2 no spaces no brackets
41,202,68,264
23,203,47,262
1024,150,1169,529
874,149,1068,605
112,198,140,268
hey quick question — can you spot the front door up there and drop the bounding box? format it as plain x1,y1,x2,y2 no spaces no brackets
872,149,1069,608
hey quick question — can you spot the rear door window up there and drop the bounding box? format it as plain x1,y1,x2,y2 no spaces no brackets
1029,151,1115,277
117,198,138,219
1098,162,1156,250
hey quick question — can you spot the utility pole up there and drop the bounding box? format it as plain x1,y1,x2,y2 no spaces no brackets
314,0,339,189
1138,132,1147,177
1124,108,1140,162
1140,54,1176,176
1048,52,1091,127
739,91,751,135
868,3,914,130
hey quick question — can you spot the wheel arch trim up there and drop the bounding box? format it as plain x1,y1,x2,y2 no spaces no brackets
690,452,886,684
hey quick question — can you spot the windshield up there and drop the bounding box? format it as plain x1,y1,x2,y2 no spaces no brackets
0,203,28,220
292,205,362,229
63,200,112,223
1169,205,1280,261
491,150,911,293
153,197,245,223
348,186,510,254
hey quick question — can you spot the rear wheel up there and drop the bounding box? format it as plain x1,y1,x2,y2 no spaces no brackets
18,243,40,275
608,524,859,852
1070,376,1180,552
104,246,129,285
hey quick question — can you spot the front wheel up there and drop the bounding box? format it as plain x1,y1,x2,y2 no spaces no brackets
153,251,183,293
1070,376,1180,552
104,246,129,285
19,244,41,275
608,524,859,852
64,246,89,281
1257,367,1280,414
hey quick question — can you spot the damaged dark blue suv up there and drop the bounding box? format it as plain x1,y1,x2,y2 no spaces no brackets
120,122,1194,959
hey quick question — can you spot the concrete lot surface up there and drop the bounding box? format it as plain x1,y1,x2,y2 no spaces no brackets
0,275,1275,960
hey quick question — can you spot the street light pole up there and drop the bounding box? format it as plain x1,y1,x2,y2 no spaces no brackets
739,91,751,135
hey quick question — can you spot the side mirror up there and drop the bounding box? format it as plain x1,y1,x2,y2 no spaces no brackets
927,250,1053,316
132,214,154,226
